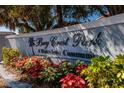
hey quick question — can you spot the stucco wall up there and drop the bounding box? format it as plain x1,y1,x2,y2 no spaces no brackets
5,13,124,62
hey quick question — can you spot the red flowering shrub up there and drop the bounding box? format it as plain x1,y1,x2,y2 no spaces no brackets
15,56,51,79
30,56,39,63
8,57,20,67
15,57,29,68
27,64,43,78
16,60,25,68
15,56,50,68
60,73,87,88
50,63,60,68
76,64,87,74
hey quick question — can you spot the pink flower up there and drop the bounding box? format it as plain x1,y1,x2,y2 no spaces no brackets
60,73,87,88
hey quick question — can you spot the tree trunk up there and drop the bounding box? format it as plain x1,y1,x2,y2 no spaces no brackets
106,6,113,16
56,5,63,28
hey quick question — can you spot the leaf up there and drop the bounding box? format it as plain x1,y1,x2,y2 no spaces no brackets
117,72,121,78
121,73,124,79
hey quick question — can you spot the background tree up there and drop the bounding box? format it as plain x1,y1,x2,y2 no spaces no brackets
0,5,124,33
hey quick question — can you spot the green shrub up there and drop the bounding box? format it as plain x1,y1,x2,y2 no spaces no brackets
40,67,61,87
39,61,84,87
41,67,61,82
2,47,20,65
80,55,124,88
58,61,74,75
115,54,124,64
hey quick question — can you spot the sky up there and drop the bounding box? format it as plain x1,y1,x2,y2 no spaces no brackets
0,26,18,34
0,26,11,32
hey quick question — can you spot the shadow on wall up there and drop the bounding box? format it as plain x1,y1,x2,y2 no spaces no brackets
78,23,124,58
12,23,124,62
93,23,124,58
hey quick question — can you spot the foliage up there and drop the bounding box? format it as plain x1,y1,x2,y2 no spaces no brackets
40,61,87,86
26,64,43,79
1,5,124,33
15,56,29,70
41,67,61,82
2,47,20,65
115,54,124,64
58,61,74,76
4,50,124,88
15,56,50,79
80,55,124,88
9,57,20,67
76,64,87,74
60,73,87,88
16,56,49,69
13,56,54,86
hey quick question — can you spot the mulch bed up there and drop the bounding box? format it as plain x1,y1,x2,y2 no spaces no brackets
3,65,22,80
0,75,9,88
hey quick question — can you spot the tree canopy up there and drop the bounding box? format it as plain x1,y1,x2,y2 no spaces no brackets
0,5,124,33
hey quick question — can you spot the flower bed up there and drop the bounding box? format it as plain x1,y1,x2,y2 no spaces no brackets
2,48,124,88
14,56,88,88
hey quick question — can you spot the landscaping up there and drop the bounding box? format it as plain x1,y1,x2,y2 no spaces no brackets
0,47,124,88
0,74,8,88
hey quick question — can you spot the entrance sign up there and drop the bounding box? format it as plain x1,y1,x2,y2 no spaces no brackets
27,30,103,60
15,29,105,61
6,13,124,62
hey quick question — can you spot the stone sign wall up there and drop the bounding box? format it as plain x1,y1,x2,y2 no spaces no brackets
5,13,124,62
